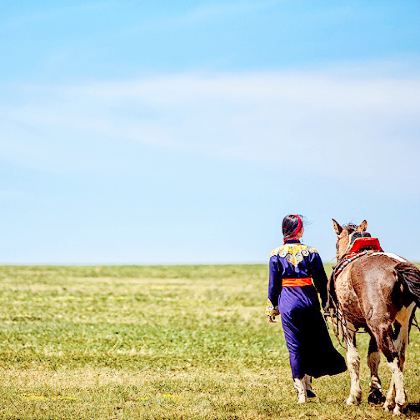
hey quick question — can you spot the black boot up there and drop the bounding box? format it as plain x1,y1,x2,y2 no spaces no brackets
304,375,316,398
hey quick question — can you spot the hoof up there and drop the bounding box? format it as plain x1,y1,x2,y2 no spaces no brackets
393,405,403,416
384,400,395,412
393,402,408,416
368,389,386,406
346,394,361,405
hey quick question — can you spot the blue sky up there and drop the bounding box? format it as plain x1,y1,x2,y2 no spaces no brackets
1,0,420,263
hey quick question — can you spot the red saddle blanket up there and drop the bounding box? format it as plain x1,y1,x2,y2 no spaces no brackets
348,237,382,254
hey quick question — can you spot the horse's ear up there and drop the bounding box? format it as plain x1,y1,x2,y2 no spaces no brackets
357,220,368,232
332,218,343,235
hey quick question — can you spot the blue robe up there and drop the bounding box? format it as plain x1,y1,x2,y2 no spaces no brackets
267,239,346,379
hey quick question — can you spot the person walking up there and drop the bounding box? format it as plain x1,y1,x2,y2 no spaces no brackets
266,214,346,403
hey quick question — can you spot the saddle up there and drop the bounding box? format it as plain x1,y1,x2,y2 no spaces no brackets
347,234,382,255
326,233,383,309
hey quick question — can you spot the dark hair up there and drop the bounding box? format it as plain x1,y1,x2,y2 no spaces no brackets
282,214,304,238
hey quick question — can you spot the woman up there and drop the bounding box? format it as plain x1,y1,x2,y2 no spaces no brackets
266,214,346,403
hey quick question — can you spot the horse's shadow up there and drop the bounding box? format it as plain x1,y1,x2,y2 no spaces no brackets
406,402,420,414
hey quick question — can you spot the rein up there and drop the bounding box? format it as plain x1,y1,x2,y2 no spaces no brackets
324,297,350,349
412,312,420,333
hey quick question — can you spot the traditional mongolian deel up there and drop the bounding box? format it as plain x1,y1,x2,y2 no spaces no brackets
267,239,347,379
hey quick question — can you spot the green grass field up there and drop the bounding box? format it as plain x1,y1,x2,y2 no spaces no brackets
0,264,418,419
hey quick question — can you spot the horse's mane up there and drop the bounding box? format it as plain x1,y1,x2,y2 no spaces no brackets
343,223,358,233
343,223,372,244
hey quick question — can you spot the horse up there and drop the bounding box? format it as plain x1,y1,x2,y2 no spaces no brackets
329,219,420,415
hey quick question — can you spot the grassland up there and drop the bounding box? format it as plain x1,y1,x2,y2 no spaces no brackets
0,264,418,419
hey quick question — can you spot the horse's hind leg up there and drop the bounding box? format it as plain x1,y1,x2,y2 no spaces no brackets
386,346,406,415
384,376,395,413
371,320,408,416
367,335,385,405
345,330,362,405
384,303,416,415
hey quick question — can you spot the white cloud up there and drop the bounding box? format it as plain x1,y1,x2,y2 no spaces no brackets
1,69,420,191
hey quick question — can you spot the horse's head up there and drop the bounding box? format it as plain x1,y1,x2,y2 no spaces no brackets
332,218,368,260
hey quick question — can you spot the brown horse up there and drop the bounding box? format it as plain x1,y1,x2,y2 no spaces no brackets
330,219,420,415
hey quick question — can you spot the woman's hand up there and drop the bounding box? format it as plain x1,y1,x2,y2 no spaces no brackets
265,300,280,320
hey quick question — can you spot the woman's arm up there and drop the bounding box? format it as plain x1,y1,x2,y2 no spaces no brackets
266,256,282,318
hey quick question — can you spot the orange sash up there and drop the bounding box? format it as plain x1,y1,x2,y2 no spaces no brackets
282,277,312,287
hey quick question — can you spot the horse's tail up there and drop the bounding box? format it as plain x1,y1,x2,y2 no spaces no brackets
395,262,420,307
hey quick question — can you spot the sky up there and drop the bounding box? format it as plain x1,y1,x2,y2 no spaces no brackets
1,0,420,264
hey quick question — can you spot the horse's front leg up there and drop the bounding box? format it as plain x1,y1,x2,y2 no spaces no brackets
367,335,385,405
345,329,362,405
